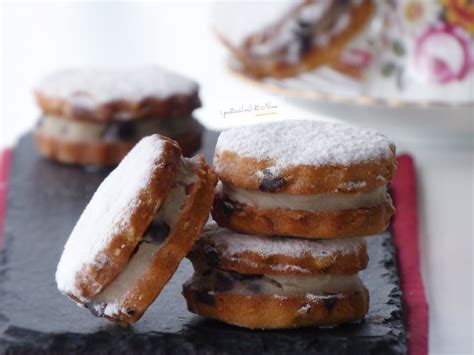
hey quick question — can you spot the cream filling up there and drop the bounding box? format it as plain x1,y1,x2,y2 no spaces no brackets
89,240,162,317
221,182,388,212
87,158,197,317
268,274,362,294
38,114,199,142
192,268,363,297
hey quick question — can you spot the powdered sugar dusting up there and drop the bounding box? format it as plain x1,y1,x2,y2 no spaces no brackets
306,293,342,302
339,181,368,191
297,304,311,313
215,120,393,172
271,264,310,273
103,303,123,317
55,135,168,300
202,222,365,259
37,66,198,109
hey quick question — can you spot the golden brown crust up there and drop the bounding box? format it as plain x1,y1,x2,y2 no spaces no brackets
218,0,374,79
188,231,368,276
183,283,369,329
212,193,395,238
105,156,217,325
34,128,202,166
214,148,397,194
35,90,201,122
70,137,182,301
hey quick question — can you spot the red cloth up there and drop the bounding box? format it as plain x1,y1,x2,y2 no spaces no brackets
0,150,428,353
0,149,12,252
391,154,428,355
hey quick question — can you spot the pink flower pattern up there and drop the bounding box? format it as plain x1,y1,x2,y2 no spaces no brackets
414,23,473,83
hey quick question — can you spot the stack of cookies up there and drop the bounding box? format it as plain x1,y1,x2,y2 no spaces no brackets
183,120,397,329
34,66,203,166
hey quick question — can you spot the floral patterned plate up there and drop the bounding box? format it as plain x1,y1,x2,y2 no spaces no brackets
227,0,473,143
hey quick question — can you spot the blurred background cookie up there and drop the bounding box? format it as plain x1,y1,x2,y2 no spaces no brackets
213,0,375,78
34,66,203,165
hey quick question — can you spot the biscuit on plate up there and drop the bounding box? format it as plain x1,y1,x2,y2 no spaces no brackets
214,0,374,78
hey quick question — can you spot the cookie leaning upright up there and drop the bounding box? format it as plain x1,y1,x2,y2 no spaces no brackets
56,135,181,301
213,120,396,238
56,134,217,325
34,66,203,165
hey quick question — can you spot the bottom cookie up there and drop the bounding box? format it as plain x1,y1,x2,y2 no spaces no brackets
182,269,369,329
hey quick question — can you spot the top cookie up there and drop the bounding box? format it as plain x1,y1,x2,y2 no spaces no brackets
35,66,200,122
55,135,182,302
214,120,396,194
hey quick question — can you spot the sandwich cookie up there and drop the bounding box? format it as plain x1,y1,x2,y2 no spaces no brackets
183,223,369,329
35,66,203,165
213,0,374,78
55,134,217,326
212,120,396,238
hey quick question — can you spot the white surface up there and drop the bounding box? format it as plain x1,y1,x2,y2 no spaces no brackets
1,2,473,354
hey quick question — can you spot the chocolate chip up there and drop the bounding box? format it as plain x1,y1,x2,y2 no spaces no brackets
322,296,339,312
204,247,220,268
233,273,263,282
85,302,106,318
294,20,312,54
103,121,136,141
145,222,170,244
196,290,215,306
247,282,261,294
222,199,241,218
215,272,234,292
126,309,136,316
258,169,286,193
269,279,283,289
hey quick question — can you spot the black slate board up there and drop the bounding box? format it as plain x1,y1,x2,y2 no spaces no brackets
0,132,407,354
